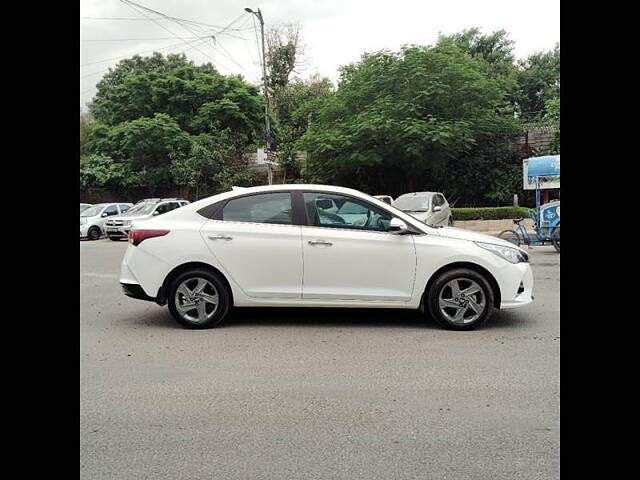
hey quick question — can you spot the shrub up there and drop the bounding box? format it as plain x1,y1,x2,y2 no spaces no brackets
451,206,530,221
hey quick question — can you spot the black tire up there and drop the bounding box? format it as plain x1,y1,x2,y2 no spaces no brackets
498,229,522,246
552,226,560,252
167,268,231,329
87,227,101,241
448,216,454,227
425,268,495,331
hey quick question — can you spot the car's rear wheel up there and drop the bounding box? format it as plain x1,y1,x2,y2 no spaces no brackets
88,227,101,241
426,268,494,330
448,216,454,227
167,269,230,329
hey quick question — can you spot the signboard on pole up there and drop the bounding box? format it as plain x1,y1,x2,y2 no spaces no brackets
523,155,560,190
256,148,279,165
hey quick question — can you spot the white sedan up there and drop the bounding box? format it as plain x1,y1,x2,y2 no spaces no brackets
120,184,533,330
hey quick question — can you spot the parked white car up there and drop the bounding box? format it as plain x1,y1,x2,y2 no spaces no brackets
80,203,133,240
120,184,533,331
394,191,453,226
104,198,190,241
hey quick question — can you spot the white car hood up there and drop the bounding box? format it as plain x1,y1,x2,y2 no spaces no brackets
434,226,515,247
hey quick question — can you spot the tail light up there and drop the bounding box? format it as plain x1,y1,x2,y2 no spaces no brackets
129,229,170,246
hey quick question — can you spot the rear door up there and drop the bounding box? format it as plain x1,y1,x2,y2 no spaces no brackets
200,192,303,299
300,192,416,301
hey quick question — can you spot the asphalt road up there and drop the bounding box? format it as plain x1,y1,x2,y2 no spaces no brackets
80,239,559,480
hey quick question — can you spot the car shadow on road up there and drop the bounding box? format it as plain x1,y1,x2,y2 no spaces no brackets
121,305,527,331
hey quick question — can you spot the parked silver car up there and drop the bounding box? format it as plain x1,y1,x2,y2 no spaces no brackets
394,191,453,226
80,203,133,240
104,198,190,241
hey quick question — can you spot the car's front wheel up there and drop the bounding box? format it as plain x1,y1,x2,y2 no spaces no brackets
87,227,101,241
167,269,230,329
426,268,494,330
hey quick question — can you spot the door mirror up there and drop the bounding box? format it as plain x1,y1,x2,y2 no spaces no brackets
101,212,108,217
433,206,442,212
389,217,409,234
152,210,160,216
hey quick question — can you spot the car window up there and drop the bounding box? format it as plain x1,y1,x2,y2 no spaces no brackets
119,204,130,213
104,205,119,216
304,192,391,232
155,203,175,215
222,193,292,225
432,195,443,207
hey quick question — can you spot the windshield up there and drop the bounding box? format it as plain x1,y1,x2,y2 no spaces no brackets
81,205,106,217
122,201,157,216
80,204,91,213
394,195,430,212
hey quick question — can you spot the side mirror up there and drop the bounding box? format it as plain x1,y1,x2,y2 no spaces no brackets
389,217,409,234
152,210,160,216
101,212,108,217
433,206,442,212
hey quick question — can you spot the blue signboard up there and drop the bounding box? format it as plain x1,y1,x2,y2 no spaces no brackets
523,155,560,190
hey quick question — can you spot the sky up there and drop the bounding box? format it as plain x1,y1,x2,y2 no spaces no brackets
80,0,560,110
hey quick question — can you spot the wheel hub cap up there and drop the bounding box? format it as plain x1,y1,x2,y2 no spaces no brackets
438,278,485,324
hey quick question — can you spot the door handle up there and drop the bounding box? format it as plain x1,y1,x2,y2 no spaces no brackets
208,234,233,241
308,240,332,246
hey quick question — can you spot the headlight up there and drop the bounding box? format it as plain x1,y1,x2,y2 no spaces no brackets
122,221,131,227
475,241,528,264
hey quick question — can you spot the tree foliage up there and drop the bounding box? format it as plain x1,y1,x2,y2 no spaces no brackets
298,43,523,201
83,53,262,192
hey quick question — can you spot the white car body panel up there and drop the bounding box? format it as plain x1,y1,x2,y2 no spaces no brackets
301,226,416,301
200,220,303,299
120,184,533,312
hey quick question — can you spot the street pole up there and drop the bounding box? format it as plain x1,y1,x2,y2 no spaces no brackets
245,7,272,184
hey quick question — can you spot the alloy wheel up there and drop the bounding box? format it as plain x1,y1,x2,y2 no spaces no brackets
174,277,219,323
438,277,486,324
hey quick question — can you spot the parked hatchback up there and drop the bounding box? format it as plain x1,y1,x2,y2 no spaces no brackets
80,203,133,240
105,198,190,241
120,185,532,331
394,191,453,226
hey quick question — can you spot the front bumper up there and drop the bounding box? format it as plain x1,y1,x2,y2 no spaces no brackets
105,225,131,238
499,262,534,309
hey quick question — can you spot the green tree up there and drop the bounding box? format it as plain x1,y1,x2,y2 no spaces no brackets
516,44,560,119
84,53,264,193
298,43,522,199
80,154,132,189
80,111,95,156
170,130,254,198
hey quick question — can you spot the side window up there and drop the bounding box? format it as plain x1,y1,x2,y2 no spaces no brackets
303,193,391,232
119,204,130,213
103,205,118,216
222,193,292,225
433,195,444,207
155,203,175,215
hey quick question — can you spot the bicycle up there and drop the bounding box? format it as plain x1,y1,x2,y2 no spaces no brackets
498,208,560,252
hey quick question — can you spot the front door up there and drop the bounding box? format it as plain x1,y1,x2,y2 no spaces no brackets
300,192,416,301
200,192,303,299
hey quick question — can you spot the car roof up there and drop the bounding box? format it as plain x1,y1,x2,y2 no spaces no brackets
396,192,440,197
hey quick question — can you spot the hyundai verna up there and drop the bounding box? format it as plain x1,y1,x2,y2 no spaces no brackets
120,185,533,330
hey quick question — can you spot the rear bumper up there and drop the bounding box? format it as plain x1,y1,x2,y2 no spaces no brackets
121,282,156,302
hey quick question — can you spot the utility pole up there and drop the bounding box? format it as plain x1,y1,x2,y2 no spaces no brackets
245,7,273,185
